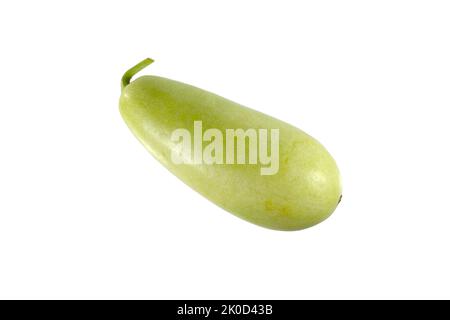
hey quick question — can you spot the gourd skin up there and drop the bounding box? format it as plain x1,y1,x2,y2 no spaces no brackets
120,64,341,231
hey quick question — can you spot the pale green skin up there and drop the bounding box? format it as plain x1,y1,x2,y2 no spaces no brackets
119,59,341,231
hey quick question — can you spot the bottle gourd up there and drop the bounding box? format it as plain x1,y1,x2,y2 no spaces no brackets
119,58,341,231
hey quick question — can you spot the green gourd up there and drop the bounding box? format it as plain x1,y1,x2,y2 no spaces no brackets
119,58,341,231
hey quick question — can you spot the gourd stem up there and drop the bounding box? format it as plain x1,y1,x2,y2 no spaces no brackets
121,58,154,90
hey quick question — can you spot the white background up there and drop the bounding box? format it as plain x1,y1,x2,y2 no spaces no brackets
0,1,449,299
